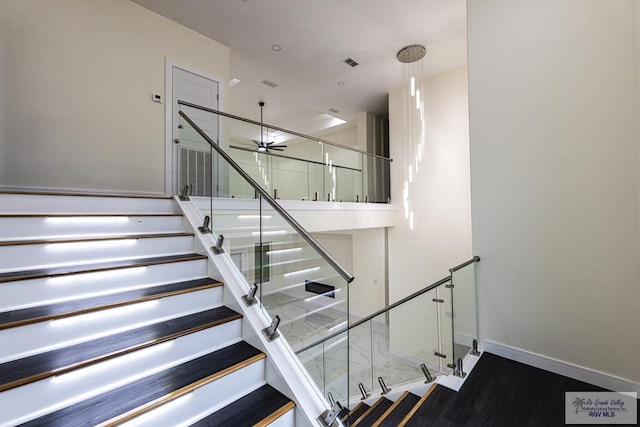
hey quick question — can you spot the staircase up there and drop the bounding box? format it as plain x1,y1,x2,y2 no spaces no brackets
338,383,439,426
0,192,296,426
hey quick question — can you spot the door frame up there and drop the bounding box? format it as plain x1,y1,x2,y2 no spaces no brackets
164,58,224,196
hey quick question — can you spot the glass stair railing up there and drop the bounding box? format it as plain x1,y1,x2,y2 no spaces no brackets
177,100,391,204
177,108,355,408
296,256,481,408
176,102,480,421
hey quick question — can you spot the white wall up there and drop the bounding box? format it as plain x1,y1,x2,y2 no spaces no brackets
468,0,640,383
388,66,473,303
349,228,387,318
314,229,387,319
0,0,228,194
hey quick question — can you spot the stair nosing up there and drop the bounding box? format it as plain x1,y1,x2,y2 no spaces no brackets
0,253,208,284
0,309,242,393
398,384,438,427
0,232,193,247
0,281,223,330
254,401,296,427
100,353,267,427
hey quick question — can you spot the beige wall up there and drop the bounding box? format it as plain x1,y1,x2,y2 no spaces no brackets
0,0,228,194
388,66,473,303
468,0,640,383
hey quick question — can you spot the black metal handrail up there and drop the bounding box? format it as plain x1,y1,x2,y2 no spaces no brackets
179,110,355,284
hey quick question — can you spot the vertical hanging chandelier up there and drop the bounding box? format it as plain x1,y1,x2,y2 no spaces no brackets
397,45,426,230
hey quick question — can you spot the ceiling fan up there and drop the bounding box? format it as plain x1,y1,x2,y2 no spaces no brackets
250,101,287,153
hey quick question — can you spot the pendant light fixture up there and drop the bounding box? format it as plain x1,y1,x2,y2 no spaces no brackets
397,45,426,230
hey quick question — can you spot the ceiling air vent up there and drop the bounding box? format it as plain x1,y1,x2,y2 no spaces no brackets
328,108,340,114
344,57,359,68
261,79,279,88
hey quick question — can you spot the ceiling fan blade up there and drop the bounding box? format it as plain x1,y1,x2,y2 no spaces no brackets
270,147,285,151
250,140,261,146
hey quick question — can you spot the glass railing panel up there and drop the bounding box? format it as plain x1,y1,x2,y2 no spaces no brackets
451,260,479,363
363,155,390,203
347,320,374,396
178,101,392,204
323,144,362,203
379,288,442,390
258,197,350,350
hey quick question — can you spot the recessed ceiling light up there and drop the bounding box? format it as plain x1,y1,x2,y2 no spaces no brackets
337,81,346,86
271,44,282,52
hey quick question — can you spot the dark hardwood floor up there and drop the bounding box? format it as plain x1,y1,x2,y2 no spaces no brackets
405,352,635,427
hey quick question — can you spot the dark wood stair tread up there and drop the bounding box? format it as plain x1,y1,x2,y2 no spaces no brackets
353,397,393,427
377,392,421,426
0,253,207,283
0,232,193,247
191,384,294,426
398,384,439,426
0,306,241,392
0,278,222,329
21,341,263,427
346,402,370,425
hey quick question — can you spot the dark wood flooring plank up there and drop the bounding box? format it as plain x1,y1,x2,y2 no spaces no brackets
21,342,262,427
406,352,611,427
0,306,240,391
0,277,222,328
191,384,292,426
0,253,207,283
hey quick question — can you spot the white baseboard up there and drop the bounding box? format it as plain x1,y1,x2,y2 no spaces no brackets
484,340,640,394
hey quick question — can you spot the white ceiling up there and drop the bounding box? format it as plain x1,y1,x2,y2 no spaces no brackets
132,0,467,130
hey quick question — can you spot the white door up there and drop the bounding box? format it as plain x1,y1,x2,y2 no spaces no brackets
171,67,220,196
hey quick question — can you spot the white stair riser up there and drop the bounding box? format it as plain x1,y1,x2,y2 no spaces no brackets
0,194,174,215
0,259,208,312
0,287,222,363
0,321,243,427
0,236,194,273
0,216,184,242
121,361,266,427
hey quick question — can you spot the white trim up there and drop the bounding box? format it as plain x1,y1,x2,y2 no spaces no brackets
164,59,225,197
484,340,640,394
